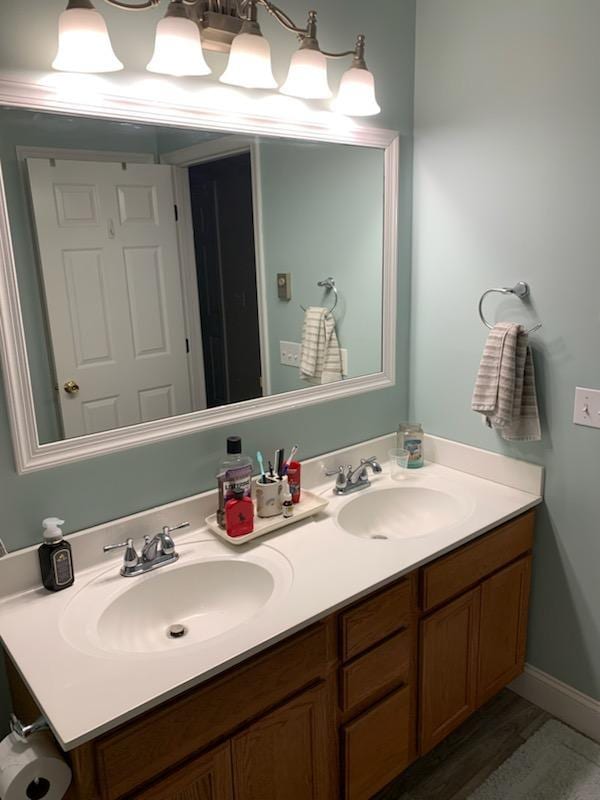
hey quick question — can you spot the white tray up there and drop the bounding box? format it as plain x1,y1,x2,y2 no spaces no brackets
206,489,330,546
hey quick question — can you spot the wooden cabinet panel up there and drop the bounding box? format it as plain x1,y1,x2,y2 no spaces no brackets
96,621,333,800
340,575,414,662
340,630,411,714
477,556,531,705
419,588,480,754
132,743,233,800
421,511,534,612
232,682,335,800
343,685,413,800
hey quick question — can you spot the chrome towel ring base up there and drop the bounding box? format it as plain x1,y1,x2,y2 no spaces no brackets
478,281,542,334
301,277,339,317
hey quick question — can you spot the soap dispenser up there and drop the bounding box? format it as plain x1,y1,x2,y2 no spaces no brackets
38,518,74,591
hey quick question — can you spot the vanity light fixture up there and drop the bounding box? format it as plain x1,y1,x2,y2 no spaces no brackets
53,0,124,73
147,0,212,76
220,1,277,89
52,0,381,116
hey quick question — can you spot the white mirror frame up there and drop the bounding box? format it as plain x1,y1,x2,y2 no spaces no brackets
0,74,398,474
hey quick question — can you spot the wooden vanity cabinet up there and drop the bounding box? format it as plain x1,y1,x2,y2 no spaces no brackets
8,511,535,800
418,513,534,754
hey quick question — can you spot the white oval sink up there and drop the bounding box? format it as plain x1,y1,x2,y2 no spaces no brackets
61,542,293,656
337,487,471,540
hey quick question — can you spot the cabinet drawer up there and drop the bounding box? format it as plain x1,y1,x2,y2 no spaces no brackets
421,511,535,612
343,685,413,800
95,621,334,800
340,575,415,662
340,630,412,713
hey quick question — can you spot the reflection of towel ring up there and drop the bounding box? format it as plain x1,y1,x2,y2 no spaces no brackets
478,281,542,334
301,278,339,317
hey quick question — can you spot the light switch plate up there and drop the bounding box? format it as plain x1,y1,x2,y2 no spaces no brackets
280,341,348,376
573,387,600,429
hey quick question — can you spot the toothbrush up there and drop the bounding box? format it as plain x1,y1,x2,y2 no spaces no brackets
282,445,299,474
256,451,266,483
275,448,285,479
268,460,275,479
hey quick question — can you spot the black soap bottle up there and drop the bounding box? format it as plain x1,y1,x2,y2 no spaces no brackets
38,518,74,591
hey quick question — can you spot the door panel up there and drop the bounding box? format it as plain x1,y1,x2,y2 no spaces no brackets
232,682,334,800
27,158,192,438
477,557,531,705
419,587,481,754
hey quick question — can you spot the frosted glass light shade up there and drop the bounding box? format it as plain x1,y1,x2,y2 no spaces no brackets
220,32,278,89
52,7,123,73
333,67,381,117
280,48,332,100
147,16,211,77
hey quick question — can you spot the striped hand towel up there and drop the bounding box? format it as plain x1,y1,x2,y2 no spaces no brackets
472,322,541,442
300,307,343,385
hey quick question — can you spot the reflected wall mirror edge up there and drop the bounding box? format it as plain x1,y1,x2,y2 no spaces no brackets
0,77,399,473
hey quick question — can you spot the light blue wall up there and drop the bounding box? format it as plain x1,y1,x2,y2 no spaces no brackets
0,0,415,734
260,140,384,393
412,0,600,700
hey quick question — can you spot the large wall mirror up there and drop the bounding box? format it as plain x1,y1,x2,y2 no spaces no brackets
0,82,398,472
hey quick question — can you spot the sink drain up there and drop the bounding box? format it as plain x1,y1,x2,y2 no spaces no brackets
371,534,389,541
167,624,188,639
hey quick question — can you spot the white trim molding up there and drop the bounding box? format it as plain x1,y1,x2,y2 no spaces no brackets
511,664,600,743
0,72,399,473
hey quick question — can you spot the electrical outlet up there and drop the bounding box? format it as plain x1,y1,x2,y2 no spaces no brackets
280,341,301,367
573,387,600,429
280,341,348,376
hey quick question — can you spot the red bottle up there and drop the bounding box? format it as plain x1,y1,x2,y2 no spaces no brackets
225,489,254,538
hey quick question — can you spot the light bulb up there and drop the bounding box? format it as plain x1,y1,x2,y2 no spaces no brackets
147,4,211,77
53,1,123,73
220,26,277,90
280,47,332,100
333,67,381,117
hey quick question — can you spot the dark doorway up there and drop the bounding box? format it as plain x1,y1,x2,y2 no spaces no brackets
188,152,263,409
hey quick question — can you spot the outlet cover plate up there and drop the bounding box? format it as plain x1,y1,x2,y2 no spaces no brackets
573,387,600,429
279,341,348,376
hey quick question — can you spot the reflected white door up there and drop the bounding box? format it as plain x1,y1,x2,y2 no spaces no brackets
27,158,192,438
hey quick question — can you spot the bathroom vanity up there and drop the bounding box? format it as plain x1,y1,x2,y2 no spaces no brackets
1,436,541,800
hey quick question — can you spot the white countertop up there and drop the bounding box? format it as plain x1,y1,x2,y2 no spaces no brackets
0,436,543,751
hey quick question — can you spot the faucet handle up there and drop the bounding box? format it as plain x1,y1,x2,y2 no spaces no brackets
157,522,189,556
0,538,7,558
103,538,139,569
162,522,190,535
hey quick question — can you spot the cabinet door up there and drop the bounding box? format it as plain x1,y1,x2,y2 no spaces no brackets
419,587,481,754
133,742,233,800
232,682,335,800
477,556,532,706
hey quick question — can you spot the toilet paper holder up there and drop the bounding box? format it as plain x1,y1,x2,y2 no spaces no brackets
9,714,49,743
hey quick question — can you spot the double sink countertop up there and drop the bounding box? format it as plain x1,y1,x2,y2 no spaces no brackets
0,434,543,751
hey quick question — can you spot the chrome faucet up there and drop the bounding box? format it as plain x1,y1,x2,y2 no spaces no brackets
103,522,189,577
327,457,383,495
0,538,7,558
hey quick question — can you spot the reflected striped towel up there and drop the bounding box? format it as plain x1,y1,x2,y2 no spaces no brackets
472,322,541,442
300,307,343,385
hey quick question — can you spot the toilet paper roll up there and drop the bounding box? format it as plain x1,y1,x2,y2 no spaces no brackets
0,731,71,800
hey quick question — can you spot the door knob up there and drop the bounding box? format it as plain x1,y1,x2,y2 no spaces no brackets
63,380,80,396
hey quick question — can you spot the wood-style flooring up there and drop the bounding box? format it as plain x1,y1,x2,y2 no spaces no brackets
376,690,551,800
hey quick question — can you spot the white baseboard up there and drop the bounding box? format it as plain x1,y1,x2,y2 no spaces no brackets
510,664,600,743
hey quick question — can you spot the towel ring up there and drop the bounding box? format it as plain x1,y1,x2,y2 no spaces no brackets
478,281,542,334
301,277,339,317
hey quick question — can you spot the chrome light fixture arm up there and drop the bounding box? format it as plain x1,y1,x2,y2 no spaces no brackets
102,0,161,10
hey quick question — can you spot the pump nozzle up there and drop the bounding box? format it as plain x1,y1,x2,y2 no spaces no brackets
42,518,65,541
